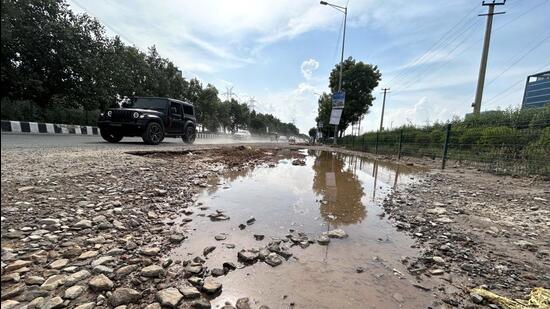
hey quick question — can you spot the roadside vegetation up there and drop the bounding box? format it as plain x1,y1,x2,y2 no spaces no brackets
338,106,550,175
0,0,299,135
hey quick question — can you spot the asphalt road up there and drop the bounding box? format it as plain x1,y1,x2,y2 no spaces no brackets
1,133,275,150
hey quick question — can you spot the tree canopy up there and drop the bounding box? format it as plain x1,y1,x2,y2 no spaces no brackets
316,57,381,137
0,0,299,135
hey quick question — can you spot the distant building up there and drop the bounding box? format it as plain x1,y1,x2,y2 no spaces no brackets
522,71,550,109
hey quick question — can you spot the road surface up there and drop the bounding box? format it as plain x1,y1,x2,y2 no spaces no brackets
1,133,277,150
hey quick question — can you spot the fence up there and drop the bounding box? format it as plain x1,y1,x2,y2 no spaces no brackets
337,122,550,177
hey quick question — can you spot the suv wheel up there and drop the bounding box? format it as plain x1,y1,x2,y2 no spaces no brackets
101,129,123,143
142,122,164,145
182,126,196,144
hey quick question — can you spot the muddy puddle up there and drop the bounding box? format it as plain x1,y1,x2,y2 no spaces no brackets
168,150,436,309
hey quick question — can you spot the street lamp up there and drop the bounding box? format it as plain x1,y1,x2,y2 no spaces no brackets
320,1,347,144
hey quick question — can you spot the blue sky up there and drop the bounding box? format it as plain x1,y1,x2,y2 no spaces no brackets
69,0,550,134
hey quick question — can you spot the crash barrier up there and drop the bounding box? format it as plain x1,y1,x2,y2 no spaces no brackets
336,120,550,176
1,120,228,140
1,120,99,135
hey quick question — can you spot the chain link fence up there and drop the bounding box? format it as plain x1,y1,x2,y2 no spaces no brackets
337,120,550,176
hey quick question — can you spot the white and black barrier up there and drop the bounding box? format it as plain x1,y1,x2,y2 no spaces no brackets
1,120,99,135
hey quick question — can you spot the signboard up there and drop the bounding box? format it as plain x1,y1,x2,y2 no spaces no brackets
332,91,345,109
329,108,342,125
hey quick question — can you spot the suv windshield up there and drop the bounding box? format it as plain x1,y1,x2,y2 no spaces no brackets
126,98,167,112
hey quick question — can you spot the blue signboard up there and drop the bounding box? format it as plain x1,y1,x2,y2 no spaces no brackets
332,91,345,109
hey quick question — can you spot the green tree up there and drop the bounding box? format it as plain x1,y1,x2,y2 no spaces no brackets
328,57,381,136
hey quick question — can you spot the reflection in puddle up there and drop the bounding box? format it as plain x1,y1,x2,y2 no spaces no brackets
168,150,434,309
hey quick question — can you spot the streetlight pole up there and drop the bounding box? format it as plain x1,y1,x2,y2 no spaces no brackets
320,1,347,145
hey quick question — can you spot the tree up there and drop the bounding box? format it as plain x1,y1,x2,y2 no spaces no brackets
328,57,381,136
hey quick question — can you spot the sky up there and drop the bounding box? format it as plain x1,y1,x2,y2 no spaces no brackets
68,0,550,134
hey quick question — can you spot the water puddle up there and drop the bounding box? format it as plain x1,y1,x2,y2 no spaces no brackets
168,150,435,308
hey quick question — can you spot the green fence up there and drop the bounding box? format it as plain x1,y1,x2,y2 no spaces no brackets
338,122,550,176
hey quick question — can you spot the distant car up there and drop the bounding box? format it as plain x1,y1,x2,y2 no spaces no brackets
233,130,251,140
98,97,196,145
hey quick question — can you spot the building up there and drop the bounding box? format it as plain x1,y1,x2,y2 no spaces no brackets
522,71,550,109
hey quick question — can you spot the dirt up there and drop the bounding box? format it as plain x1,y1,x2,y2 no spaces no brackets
1,143,548,309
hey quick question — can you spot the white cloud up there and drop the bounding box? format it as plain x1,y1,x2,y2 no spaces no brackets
301,59,320,80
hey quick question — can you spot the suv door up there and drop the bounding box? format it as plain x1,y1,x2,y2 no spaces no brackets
168,102,185,135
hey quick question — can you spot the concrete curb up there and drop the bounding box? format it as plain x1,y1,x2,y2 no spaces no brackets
1,120,99,135
1,120,228,139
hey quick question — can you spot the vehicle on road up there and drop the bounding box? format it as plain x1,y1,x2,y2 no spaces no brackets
98,97,196,145
233,129,251,140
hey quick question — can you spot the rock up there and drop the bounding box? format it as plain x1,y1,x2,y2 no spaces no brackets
265,253,282,267
141,265,165,277
40,218,60,226
179,286,201,299
140,247,161,256
203,246,216,257
327,229,348,238
91,256,115,267
254,234,265,241
238,224,246,230
238,250,259,263
26,276,45,285
317,235,330,245
145,303,162,309
156,287,183,308
214,234,226,241
211,268,225,277
190,298,211,309
1,300,20,309
1,283,26,299
74,219,93,229
432,256,445,265
110,287,142,306
74,302,96,309
1,273,20,283
41,274,67,291
49,258,69,269
430,269,445,275
28,297,45,309
78,251,99,260
236,298,251,309
515,240,538,252
246,217,256,225
356,267,366,273
42,296,64,309
93,265,114,274
169,234,186,243
65,270,91,286
88,274,114,291
392,293,404,303
470,292,484,304
202,278,222,294
4,260,32,272
64,285,85,299
116,265,138,276
427,207,447,215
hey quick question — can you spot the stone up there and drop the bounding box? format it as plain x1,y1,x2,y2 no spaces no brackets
91,256,115,267
317,235,330,245
88,274,114,291
65,270,91,286
1,273,20,283
254,234,265,241
190,298,211,309
28,297,45,309
74,219,93,229
156,287,183,308
1,283,26,299
140,247,160,256
265,253,282,267
41,274,67,291
432,256,445,265
93,265,114,274
327,229,348,238
211,268,225,277
40,218,60,226
236,298,251,309
427,207,447,215
110,287,142,306
42,296,64,309
1,300,20,309
116,265,138,276
78,251,99,260
4,260,32,272
145,303,162,309
356,267,366,273
64,285,85,299
238,250,259,263
141,265,164,278
26,276,45,285
203,246,216,257
49,258,69,269
169,234,186,243
202,278,222,294
74,302,96,309
430,269,445,275
179,286,201,299
470,292,484,304
214,234,226,241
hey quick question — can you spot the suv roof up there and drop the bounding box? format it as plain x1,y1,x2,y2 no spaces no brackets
132,96,194,106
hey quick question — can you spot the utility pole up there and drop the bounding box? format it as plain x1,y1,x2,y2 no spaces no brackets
379,88,390,131
473,0,506,115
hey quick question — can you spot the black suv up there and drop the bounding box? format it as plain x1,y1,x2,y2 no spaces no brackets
98,97,196,145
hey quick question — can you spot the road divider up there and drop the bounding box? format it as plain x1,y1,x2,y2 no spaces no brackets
1,120,99,135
